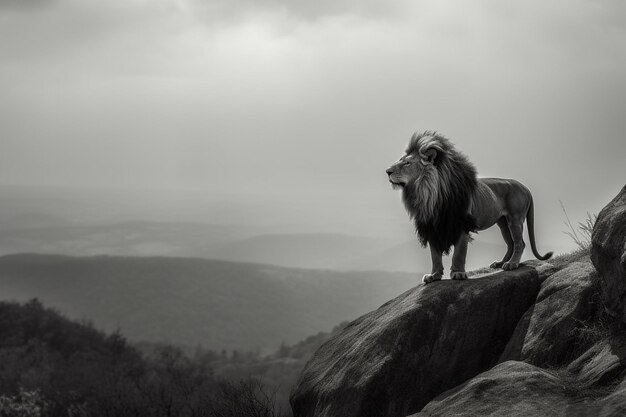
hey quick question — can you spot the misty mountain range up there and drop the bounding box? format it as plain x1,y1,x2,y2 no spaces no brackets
0,186,570,353
0,185,571,272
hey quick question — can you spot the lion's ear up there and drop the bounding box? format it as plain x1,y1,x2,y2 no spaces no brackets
423,148,437,164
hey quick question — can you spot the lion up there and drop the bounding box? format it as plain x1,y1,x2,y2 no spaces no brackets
386,131,553,284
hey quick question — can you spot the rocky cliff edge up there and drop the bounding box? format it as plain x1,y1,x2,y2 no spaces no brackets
291,185,626,417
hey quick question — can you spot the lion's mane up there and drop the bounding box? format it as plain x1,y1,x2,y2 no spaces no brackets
402,132,478,254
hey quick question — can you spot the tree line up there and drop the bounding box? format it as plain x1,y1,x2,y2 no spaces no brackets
0,299,288,417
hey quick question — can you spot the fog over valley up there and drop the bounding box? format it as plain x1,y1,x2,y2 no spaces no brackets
0,184,576,272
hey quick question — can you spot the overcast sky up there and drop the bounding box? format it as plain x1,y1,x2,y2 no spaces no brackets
0,0,624,247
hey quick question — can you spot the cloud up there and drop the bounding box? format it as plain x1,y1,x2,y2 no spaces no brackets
189,0,408,23
0,0,624,214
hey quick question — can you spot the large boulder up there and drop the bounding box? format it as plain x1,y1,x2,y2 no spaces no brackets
413,361,574,417
592,185,626,322
414,360,626,417
290,266,549,417
499,261,599,367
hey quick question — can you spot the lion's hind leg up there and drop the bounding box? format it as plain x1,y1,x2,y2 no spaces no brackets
502,215,525,270
490,217,514,269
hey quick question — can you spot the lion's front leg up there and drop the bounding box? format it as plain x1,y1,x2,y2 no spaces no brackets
450,233,469,280
422,244,443,284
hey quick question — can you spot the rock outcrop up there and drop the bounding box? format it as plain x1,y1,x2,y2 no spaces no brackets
413,360,626,417
414,361,576,417
290,266,547,417
499,261,599,367
291,186,626,417
415,335,626,417
592,185,626,322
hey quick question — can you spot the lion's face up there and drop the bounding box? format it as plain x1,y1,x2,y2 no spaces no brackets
386,155,418,188
386,147,437,189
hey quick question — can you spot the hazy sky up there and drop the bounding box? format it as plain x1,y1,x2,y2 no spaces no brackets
1,0,625,247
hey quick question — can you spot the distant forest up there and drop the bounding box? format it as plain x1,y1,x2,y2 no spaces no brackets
0,299,343,417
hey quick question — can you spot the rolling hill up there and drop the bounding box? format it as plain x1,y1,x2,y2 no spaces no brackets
0,254,419,351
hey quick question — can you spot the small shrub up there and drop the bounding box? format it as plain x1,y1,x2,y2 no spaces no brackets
0,389,47,417
572,317,611,348
206,379,285,417
559,201,597,252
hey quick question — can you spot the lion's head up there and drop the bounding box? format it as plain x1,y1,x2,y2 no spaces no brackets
386,131,478,254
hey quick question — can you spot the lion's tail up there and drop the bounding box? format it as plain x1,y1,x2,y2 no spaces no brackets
526,197,553,261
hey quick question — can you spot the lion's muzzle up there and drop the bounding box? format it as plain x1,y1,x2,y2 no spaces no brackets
386,167,405,187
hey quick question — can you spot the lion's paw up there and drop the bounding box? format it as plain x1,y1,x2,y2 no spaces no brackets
490,261,504,269
502,261,519,270
422,272,443,284
450,271,468,280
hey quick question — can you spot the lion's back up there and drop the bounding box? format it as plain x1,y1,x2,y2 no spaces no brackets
480,177,532,200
